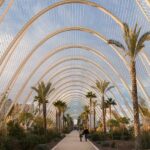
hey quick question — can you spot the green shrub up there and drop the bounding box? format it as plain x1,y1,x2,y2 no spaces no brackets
141,131,150,149
7,121,25,139
34,144,50,150
101,141,110,147
89,132,107,141
1,136,21,150
110,128,132,140
21,133,42,150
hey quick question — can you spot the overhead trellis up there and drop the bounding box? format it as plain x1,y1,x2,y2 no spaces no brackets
0,0,150,120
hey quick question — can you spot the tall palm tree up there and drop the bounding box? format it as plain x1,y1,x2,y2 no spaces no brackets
106,98,117,120
53,100,66,132
60,102,67,130
93,100,97,131
32,81,54,134
86,91,96,130
108,23,150,149
81,105,90,128
33,96,42,113
53,100,62,131
94,80,114,134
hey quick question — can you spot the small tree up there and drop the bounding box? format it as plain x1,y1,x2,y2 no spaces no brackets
32,81,54,135
94,80,114,134
86,91,96,130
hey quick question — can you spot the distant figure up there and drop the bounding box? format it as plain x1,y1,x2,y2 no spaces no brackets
82,128,89,142
79,129,83,142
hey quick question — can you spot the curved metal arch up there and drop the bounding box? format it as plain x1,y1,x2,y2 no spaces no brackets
0,0,123,66
2,30,130,99
45,90,119,122
1,27,149,106
0,0,14,24
136,0,150,22
51,88,125,117
43,80,127,117
2,44,134,114
30,93,102,126
22,66,127,117
47,87,124,116
14,56,132,117
48,94,102,119
10,56,132,117
49,91,119,117
39,88,112,120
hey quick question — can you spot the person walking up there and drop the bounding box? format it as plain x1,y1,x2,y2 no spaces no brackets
83,128,89,142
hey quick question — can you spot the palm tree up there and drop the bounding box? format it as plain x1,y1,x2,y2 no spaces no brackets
93,100,97,131
139,98,150,130
19,112,33,129
108,23,150,149
53,100,61,131
32,81,54,134
60,102,67,130
94,80,114,134
106,98,117,120
33,96,42,114
53,100,65,132
81,105,90,128
86,91,96,130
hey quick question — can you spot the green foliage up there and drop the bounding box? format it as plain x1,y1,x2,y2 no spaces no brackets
7,120,25,139
0,129,63,150
109,128,132,140
34,144,50,150
89,132,107,141
141,131,150,149
107,119,119,129
118,117,130,124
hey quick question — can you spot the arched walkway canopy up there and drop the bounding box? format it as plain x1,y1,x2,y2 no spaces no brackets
0,0,150,121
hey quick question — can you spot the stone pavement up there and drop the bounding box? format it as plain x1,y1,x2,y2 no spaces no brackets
52,130,99,150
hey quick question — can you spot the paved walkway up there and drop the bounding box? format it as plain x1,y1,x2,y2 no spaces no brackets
52,130,99,150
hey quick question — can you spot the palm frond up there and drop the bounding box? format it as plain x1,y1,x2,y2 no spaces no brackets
136,31,150,55
106,86,114,92
108,39,125,51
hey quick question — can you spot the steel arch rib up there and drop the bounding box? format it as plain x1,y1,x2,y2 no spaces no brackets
0,1,149,102
60,94,119,117
6,56,132,117
48,94,102,120
0,0,123,66
0,0,14,24
1,27,149,106
29,92,103,126
19,57,131,118
22,66,127,117
1,44,133,115
37,85,114,120
44,77,129,117
1,28,129,96
44,75,123,117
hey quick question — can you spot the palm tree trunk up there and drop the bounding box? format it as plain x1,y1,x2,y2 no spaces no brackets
110,106,111,120
39,103,40,114
102,95,106,134
58,111,61,132
94,106,96,131
56,111,58,131
43,101,47,135
90,98,92,131
130,60,141,150
63,112,64,131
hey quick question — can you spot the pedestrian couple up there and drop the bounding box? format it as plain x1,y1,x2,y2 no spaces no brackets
79,128,89,142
